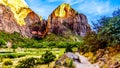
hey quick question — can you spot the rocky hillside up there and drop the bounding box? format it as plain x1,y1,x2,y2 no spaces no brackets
0,1,91,38
0,0,44,38
0,4,20,33
48,3,91,36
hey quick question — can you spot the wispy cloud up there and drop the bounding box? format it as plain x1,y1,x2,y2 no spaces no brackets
47,0,62,2
31,6,55,19
71,0,115,24
64,0,84,5
77,0,112,15
47,0,84,5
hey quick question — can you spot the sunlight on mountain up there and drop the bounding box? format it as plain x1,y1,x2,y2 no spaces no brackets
54,3,70,18
0,0,31,26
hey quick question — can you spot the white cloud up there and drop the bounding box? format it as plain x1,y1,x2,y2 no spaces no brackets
77,1,112,15
64,0,84,5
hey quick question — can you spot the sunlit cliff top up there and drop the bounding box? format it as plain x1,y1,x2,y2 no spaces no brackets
53,3,78,18
0,0,42,26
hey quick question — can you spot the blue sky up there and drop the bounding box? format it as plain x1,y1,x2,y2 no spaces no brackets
25,0,120,25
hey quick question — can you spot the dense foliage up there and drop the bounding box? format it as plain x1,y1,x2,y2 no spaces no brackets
0,53,26,58
2,59,13,66
84,9,120,51
16,57,38,68
0,31,83,49
0,39,6,46
41,51,56,64
99,16,120,46
16,51,56,68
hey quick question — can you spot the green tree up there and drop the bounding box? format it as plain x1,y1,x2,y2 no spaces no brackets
0,39,6,46
99,16,120,46
41,51,56,64
84,8,120,50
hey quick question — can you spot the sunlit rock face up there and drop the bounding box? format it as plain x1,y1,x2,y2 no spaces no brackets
54,3,71,18
0,3,44,38
0,4,20,33
0,0,46,38
48,3,91,36
0,0,34,26
53,3,76,18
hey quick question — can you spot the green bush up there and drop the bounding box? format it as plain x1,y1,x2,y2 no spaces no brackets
48,42,56,48
65,42,84,52
83,9,120,52
41,51,56,64
57,42,67,48
65,58,75,68
0,53,26,58
65,45,73,52
16,51,56,68
2,59,13,66
16,57,38,68
83,32,110,52
0,39,6,46
98,16,120,46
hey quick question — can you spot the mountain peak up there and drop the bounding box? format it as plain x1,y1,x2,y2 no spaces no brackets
48,3,91,36
0,0,39,26
53,3,77,18
0,3,44,38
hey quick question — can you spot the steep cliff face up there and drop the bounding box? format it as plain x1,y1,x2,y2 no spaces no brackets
0,4,44,38
25,12,48,38
0,0,38,26
48,3,91,36
0,4,20,33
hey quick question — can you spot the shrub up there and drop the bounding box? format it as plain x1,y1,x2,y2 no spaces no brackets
16,57,38,68
48,42,56,48
83,31,108,52
0,53,26,58
2,59,13,66
16,51,56,68
56,42,67,48
83,9,120,52
41,51,56,64
0,39,6,46
64,58,75,68
98,16,120,46
65,45,73,52
32,43,42,48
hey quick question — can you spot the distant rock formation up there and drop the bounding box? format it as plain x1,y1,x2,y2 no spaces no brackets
48,3,91,36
